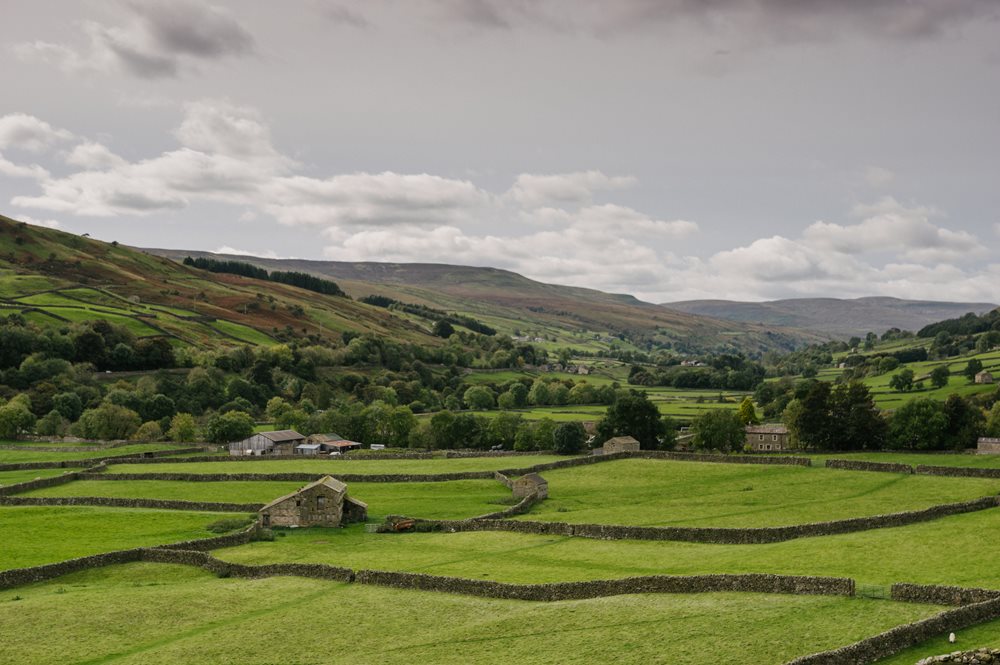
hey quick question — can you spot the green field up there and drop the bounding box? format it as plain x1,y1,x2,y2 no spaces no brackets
515,459,1000,527
23,479,509,520
104,455,566,475
215,506,1000,589
809,452,1000,468
0,506,237,570
0,563,938,665
0,468,70,486
0,444,193,464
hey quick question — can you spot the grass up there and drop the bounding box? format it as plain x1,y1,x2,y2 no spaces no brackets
877,618,1000,663
207,319,275,345
808,452,1000,468
0,506,239,570
515,459,1000,527
0,444,193,463
0,563,941,665
0,468,70,486
215,506,1000,589
22,479,510,520
104,455,568,475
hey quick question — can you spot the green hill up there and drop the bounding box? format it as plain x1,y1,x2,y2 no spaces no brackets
665,297,997,340
0,215,440,350
144,248,826,356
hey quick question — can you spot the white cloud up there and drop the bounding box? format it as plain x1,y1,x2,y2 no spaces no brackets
0,152,49,180
802,197,982,263
64,142,127,170
13,1,254,79
507,170,636,209
215,246,285,259
0,113,74,152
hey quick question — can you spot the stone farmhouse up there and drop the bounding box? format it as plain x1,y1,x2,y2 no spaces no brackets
975,370,995,385
977,437,1000,454
513,473,549,499
258,476,368,528
603,435,641,454
745,424,789,452
228,430,306,457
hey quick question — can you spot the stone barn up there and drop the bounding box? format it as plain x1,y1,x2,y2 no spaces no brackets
745,424,789,452
257,476,368,528
975,370,995,385
603,435,641,454
978,437,1000,454
229,430,306,457
512,473,549,499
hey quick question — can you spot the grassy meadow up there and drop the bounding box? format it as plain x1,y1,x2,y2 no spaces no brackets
0,563,941,665
515,459,1000,527
23,478,510,520
0,506,239,570
0,443,196,464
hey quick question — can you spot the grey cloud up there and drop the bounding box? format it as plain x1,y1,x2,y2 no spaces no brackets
319,3,371,28
134,1,255,58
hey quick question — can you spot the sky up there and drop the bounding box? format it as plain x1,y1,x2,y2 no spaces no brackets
1,0,999,304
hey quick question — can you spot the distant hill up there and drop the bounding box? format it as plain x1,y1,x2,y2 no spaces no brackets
663,297,998,339
144,248,826,356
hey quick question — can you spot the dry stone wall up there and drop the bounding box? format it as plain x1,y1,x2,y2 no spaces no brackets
0,495,260,513
916,466,1000,479
892,583,1000,607
785,597,1000,665
825,459,915,474
395,496,999,544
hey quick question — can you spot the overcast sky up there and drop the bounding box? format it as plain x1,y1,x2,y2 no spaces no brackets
2,0,999,303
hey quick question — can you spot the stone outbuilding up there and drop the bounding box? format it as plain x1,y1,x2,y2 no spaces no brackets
975,370,995,385
977,437,1000,454
257,476,368,528
603,435,641,454
745,424,789,452
229,430,306,457
512,473,549,499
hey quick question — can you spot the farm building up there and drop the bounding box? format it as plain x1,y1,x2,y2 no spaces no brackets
603,435,641,454
975,371,995,384
977,437,1000,454
258,476,368,528
306,433,365,454
228,430,306,457
745,424,789,452
512,473,549,499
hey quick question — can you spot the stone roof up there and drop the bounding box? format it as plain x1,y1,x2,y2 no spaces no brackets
979,437,1000,444
605,436,640,445
976,370,994,378
309,433,345,442
259,475,346,512
516,473,547,486
260,429,306,443
745,424,788,434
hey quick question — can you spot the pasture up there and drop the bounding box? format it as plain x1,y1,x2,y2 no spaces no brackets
7,445,1000,663
0,564,938,665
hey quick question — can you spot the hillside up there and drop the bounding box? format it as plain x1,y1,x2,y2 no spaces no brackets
0,215,439,349
664,297,997,339
145,248,826,356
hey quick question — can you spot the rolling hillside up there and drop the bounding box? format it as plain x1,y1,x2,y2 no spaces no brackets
0,215,440,349
144,248,827,356
665,297,997,339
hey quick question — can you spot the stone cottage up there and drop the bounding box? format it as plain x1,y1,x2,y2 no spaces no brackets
975,370,995,385
745,424,789,452
229,430,306,457
512,473,549,499
977,437,1000,454
257,476,368,528
603,435,641,454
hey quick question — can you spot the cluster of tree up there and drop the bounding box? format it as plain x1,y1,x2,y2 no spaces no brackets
460,377,619,411
183,257,346,297
360,295,496,336
628,354,766,391
919,309,1000,338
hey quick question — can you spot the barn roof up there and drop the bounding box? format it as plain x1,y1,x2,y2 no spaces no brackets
605,436,639,445
258,475,346,512
261,430,306,443
516,473,547,485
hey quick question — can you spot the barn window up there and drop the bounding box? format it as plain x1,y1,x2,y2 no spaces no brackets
759,435,764,441
317,496,326,508
295,499,302,507
772,435,777,441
